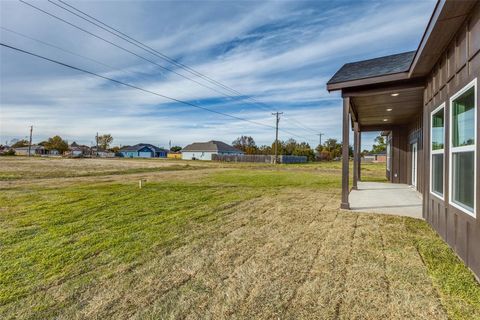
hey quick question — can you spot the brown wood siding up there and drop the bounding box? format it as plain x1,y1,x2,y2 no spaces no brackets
386,113,423,188
407,114,424,192
423,2,480,279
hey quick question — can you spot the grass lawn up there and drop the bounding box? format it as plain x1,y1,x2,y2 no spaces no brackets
0,157,478,319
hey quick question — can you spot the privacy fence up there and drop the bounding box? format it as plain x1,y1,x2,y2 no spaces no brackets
212,154,307,164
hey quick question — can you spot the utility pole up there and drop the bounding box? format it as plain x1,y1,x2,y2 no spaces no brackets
272,112,283,164
317,133,324,147
28,125,33,157
95,132,99,157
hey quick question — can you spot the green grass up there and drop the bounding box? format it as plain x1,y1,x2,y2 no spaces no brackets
0,180,264,309
210,169,340,189
406,219,480,320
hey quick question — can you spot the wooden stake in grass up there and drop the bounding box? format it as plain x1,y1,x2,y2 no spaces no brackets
139,179,146,188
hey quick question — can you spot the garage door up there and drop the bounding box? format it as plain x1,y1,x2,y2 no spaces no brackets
139,152,152,158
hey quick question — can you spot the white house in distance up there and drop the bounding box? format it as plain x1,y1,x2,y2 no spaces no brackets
181,140,243,160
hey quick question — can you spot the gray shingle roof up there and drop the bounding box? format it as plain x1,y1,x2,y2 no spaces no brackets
182,140,242,153
327,51,416,85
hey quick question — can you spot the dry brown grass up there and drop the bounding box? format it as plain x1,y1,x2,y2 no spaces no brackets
51,191,446,319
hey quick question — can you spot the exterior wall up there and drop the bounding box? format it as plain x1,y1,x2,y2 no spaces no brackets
97,152,115,158
387,127,409,184
120,147,166,158
407,114,424,192
156,151,168,158
120,151,138,158
182,151,243,160
14,147,45,155
138,151,152,158
182,151,215,160
423,2,480,279
167,153,182,159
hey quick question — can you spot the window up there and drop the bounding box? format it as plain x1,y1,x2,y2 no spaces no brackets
431,103,445,199
449,78,477,217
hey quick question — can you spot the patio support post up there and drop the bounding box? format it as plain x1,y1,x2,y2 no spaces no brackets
358,132,361,181
353,122,359,190
341,97,350,209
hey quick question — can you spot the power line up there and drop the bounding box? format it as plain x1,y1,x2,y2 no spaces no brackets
0,42,276,130
35,0,320,135
1,26,115,72
282,115,320,134
3,40,314,143
48,0,277,111
0,26,206,99
18,0,250,103
20,0,278,116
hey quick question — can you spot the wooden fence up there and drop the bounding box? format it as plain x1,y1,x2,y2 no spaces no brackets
212,154,307,164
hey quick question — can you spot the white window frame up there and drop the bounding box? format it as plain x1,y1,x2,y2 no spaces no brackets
430,103,445,200
449,78,477,218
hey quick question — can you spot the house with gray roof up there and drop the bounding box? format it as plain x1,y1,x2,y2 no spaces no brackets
119,143,168,158
181,140,243,160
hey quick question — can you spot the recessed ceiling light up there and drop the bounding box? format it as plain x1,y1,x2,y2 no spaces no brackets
386,108,393,112
391,93,399,97
383,118,388,122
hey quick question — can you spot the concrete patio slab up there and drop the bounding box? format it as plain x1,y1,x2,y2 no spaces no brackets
349,181,423,219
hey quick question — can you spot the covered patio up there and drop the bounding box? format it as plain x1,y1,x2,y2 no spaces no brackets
349,181,423,219
327,52,425,215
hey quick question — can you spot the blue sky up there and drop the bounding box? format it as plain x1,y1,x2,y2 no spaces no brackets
0,0,436,149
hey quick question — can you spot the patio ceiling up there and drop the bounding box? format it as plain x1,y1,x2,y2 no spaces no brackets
345,83,424,131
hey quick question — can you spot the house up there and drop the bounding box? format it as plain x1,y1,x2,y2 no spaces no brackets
48,149,60,156
66,142,91,157
363,152,387,163
118,143,168,158
91,147,115,158
327,0,479,279
182,140,243,160
14,145,45,156
0,145,13,155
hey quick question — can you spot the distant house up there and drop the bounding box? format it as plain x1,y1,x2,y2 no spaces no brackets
14,145,45,156
119,143,168,158
182,140,243,160
48,149,60,156
91,146,115,158
65,142,91,157
363,152,386,163
0,145,14,155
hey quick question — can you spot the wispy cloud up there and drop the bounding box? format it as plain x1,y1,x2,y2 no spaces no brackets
0,0,436,148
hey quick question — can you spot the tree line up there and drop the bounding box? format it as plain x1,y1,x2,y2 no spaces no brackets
7,134,116,154
5,133,386,160
232,135,386,161
232,135,316,160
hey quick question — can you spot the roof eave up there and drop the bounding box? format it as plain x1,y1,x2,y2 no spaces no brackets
408,0,476,77
326,72,410,92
